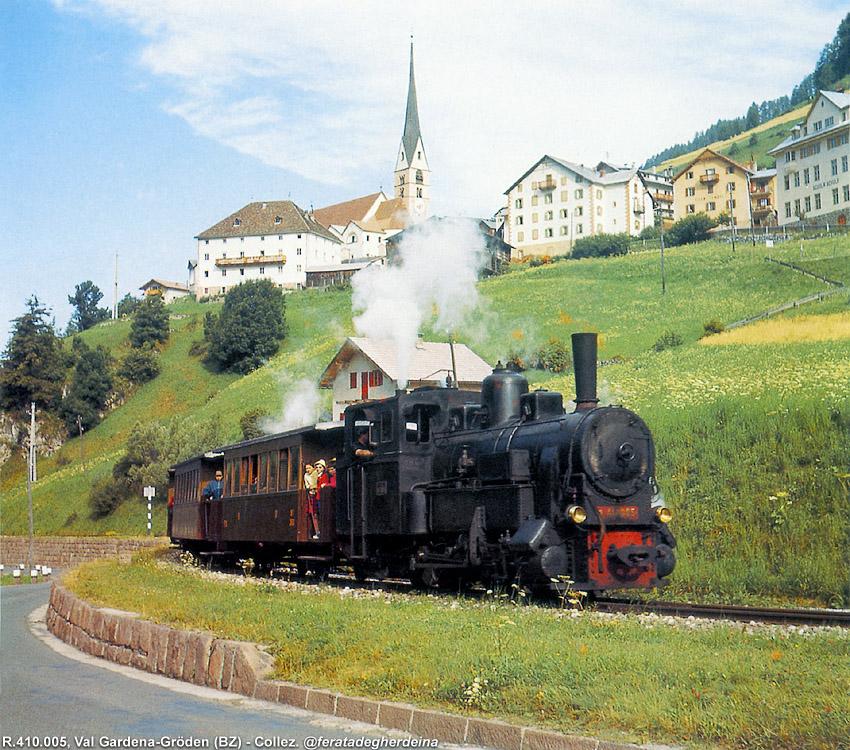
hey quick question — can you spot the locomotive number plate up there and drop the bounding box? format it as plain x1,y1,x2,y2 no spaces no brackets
597,505,639,520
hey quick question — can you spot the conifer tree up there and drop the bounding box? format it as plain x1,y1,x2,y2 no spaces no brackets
0,296,65,413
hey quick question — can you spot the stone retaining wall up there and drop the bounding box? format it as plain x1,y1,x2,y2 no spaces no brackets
46,582,639,750
1,536,168,569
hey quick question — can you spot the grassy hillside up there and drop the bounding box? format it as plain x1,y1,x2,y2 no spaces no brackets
658,73,850,172
2,233,849,602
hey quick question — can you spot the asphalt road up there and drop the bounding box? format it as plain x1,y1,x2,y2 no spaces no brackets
0,582,478,750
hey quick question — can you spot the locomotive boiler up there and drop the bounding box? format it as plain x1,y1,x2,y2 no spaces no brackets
169,332,675,594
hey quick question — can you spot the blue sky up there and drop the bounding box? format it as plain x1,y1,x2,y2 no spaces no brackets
1,0,848,345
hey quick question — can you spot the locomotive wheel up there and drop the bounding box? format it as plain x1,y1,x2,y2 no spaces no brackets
410,568,440,589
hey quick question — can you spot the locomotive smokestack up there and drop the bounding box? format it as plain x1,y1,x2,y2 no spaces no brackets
572,332,599,411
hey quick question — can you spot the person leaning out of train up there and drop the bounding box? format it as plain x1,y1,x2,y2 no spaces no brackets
315,459,328,497
304,464,320,538
201,470,224,501
325,463,336,488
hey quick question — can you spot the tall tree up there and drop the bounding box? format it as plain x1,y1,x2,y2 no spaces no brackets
61,340,113,433
204,279,286,374
128,295,170,349
68,280,109,333
0,297,65,413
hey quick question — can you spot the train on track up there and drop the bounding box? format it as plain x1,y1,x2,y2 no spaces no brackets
168,333,676,594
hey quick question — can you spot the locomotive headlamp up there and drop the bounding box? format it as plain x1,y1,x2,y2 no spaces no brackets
655,506,673,523
568,505,587,524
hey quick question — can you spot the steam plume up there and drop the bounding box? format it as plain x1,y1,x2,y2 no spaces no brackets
351,218,488,387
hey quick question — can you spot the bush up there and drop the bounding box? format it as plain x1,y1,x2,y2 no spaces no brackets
533,338,572,372
129,295,169,349
702,318,725,336
665,213,719,247
652,331,683,352
571,233,630,259
240,407,265,440
118,344,160,384
89,476,125,517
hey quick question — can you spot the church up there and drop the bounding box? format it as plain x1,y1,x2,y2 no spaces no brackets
190,44,430,299
312,42,431,262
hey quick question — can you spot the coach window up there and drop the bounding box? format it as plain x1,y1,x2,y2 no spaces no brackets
277,448,289,490
259,453,268,492
268,451,278,492
290,446,301,489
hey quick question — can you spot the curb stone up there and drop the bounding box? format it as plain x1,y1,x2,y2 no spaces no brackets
46,582,674,750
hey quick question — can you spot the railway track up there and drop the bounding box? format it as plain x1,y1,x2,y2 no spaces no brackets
186,556,850,629
594,598,850,628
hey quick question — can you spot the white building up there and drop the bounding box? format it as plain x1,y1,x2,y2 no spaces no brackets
320,337,493,421
140,279,191,304
193,200,342,299
768,90,850,226
503,156,670,258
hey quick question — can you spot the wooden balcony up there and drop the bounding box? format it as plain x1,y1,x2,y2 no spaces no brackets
652,191,674,203
699,173,719,184
216,254,287,267
536,178,556,191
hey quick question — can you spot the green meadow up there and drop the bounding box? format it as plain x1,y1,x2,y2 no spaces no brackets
3,233,850,604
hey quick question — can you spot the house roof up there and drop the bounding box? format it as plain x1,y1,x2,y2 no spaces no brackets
320,337,493,388
312,192,386,229
671,148,752,182
196,200,340,243
768,91,850,155
140,279,190,292
504,155,600,194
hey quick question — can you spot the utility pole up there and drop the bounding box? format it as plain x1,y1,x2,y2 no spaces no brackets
637,171,666,294
77,415,87,476
27,402,36,569
113,250,119,320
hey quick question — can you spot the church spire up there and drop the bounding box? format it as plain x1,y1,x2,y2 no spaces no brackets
395,39,430,222
401,40,423,168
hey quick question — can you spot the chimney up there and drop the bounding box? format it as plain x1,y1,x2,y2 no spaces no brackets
572,333,599,411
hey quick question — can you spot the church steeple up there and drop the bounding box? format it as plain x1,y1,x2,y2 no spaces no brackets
395,40,430,222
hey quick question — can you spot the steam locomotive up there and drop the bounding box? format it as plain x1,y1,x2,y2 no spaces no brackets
168,333,675,594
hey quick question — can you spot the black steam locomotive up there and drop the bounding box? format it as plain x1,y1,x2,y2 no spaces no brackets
168,333,675,594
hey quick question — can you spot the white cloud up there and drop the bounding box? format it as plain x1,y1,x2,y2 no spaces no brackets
55,0,847,214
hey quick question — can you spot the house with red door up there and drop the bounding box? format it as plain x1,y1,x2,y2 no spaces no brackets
320,337,493,421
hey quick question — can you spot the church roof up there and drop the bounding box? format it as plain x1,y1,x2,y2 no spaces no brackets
312,192,386,229
400,42,425,167
196,200,340,243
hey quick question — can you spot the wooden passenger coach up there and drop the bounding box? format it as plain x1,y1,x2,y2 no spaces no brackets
168,423,344,562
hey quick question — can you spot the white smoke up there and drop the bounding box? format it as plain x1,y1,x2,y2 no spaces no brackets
351,218,488,387
261,377,323,434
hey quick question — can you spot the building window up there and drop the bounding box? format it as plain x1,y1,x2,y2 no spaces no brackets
544,193,553,204
560,226,568,235
515,198,522,208
204,270,209,278
515,215,523,225
259,267,265,274
803,168,810,185
240,268,245,276
831,159,839,176
560,190,569,201
843,185,849,202
785,202,792,218
576,223,583,234
222,269,226,277
794,173,801,188
531,195,539,206
686,187,695,196
350,373,357,389
545,210,553,220
575,189,583,199
708,202,716,211
805,197,811,212
575,206,583,216
815,193,822,210
368,371,383,387
833,188,840,205
560,208,569,218
532,229,539,240
545,228,553,237
517,232,524,241
813,165,820,180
